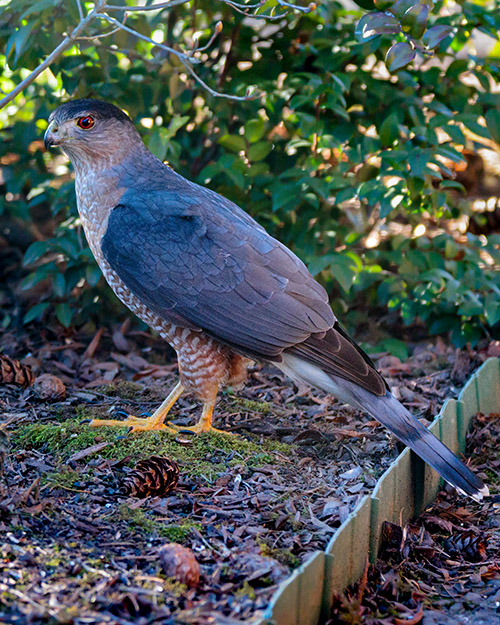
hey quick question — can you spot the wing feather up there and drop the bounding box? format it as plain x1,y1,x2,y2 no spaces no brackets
101,179,386,395
101,186,334,359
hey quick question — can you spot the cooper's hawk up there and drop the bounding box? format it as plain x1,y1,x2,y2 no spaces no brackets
44,99,487,501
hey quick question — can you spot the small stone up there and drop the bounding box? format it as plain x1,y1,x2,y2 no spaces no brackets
33,373,66,401
158,543,200,588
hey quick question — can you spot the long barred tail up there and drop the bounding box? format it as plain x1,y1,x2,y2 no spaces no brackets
278,353,489,502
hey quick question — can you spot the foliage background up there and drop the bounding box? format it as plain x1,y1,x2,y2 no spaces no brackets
1,0,500,353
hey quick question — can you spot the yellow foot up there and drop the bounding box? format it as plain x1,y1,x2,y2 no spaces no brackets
167,421,236,435
88,415,178,433
87,381,185,433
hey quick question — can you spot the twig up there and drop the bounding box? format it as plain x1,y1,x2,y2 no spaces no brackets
75,0,84,20
76,11,128,41
1,0,317,108
277,0,316,12
0,0,107,110
94,13,196,63
189,21,223,56
179,56,258,101
98,12,258,100
105,0,191,11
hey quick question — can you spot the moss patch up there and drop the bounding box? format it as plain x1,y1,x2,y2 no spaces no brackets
43,468,81,489
259,541,301,569
12,418,293,479
95,380,150,400
115,504,201,543
222,391,279,415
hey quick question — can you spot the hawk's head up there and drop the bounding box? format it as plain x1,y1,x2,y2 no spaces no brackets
44,99,140,164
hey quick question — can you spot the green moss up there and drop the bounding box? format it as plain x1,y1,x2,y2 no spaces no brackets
43,468,80,489
115,504,201,543
222,392,278,415
162,578,188,596
258,542,300,569
96,380,147,399
12,418,293,479
158,521,202,542
234,581,256,600
484,468,500,487
116,504,157,533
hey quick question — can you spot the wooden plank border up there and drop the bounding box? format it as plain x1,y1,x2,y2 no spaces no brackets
254,358,499,625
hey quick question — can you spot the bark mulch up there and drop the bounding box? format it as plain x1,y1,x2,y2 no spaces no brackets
0,323,497,624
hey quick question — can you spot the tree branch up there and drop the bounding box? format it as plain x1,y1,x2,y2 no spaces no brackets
0,0,107,111
0,0,315,110
94,12,195,63
179,56,259,101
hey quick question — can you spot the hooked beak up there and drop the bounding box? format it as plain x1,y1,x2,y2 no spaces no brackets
44,120,60,149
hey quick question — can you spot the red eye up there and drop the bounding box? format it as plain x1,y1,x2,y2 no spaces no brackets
77,116,95,129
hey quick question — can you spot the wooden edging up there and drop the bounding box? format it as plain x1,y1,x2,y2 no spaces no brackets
253,357,500,625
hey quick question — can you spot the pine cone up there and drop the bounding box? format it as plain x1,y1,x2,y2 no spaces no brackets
0,355,34,388
33,373,66,401
444,529,487,562
158,543,200,588
121,456,179,498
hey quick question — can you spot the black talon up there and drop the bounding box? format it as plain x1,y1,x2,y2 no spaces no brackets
80,419,92,425
139,412,152,418
111,409,130,418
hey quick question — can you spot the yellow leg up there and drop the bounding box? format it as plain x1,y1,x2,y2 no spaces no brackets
168,399,234,435
89,382,185,432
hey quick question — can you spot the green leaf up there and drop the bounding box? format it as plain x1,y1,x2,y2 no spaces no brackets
218,134,246,152
446,59,469,79
19,0,61,20
379,114,400,147
247,141,272,162
168,115,190,136
53,273,66,298
308,254,335,276
146,129,168,161
456,115,490,139
408,148,431,177
485,109,500,143
23,302,49,325
386,42,416,72
355,12,401,42
429,315,460,335
247,162,270,177
23,241,51,266
86,264,102,287
56,238,79,259
436,145,465,164
6,20,39,66
244,119,266,143
423,25,453,49
381,337,409,361
389,0,417,19
401,4,429,39
351,0,376,9
272,184,300,212
56,303,72,328
485,293,500,327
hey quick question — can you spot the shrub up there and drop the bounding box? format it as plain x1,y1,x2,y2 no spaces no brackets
1,0,499,347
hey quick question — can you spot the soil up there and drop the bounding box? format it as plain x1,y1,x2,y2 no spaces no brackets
0,323,497,624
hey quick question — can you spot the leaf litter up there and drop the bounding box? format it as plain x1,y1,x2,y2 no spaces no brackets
0,322,496,624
